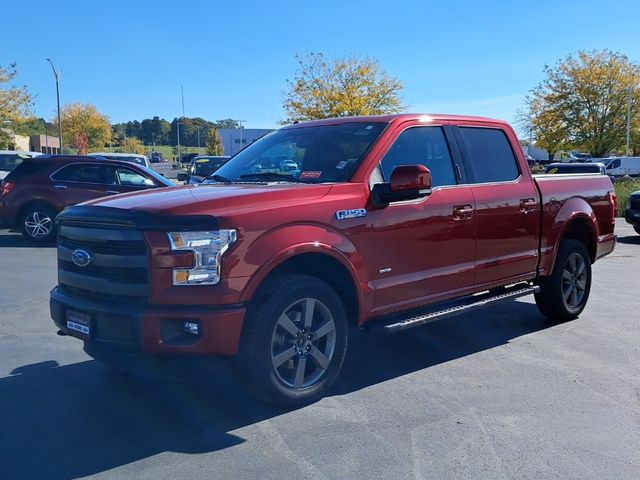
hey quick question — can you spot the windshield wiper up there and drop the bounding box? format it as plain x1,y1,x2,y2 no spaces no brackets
206,174,233,183
239,172,310,183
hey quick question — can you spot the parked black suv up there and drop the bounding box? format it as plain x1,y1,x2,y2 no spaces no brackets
625,190,640,235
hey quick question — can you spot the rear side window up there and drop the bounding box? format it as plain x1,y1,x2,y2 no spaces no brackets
459,127,519,183
52,164,114,184
379,126,457,187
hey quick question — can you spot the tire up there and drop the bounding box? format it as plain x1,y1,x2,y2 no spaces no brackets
236,274,348,408
20,205,58,241
535,239,592,321
634,226,640,235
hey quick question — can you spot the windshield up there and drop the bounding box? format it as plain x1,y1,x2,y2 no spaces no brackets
192,158,227,177
0,153,31,171
209,122,387,183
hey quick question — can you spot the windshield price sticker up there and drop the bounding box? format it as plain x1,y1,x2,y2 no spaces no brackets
300,171,322,179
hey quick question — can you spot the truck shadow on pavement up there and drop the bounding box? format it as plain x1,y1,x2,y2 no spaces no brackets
0,301,553,479
617,233,640,245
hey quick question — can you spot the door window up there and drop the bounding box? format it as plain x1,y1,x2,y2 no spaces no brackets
115,167,153,187
51,164,112,184
377,126,457,187
458,127,519,183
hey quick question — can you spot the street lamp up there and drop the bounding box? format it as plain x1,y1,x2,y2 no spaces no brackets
46,58,63,152
237,119,247,155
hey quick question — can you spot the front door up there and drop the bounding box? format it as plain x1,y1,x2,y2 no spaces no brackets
367,123,476,314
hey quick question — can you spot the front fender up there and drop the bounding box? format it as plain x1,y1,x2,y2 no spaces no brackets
540,196,597,276
235,224,369,322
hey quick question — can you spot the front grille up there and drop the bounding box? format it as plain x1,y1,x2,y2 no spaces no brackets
59,235,147,255
60,260,147,284
57,224,149,300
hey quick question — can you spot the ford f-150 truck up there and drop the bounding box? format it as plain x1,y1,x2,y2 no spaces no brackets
50,114,616,407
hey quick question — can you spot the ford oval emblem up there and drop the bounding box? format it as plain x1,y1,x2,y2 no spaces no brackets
71,249,92,267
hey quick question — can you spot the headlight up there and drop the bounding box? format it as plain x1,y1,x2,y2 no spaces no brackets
168,230,237,285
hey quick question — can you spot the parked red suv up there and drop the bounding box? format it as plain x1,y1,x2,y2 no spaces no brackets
0,155,174,241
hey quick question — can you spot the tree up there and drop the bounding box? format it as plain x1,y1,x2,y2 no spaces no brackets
524,50,640,157
56,103,111,150
74,133,89,155
283,53,404,123
117,136,146,155
205,127,224,155
0,63,33,123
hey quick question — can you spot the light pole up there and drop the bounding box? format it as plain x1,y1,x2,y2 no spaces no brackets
46,58,63,152
197,126,201,149
237,119,246,154
176,120,181,163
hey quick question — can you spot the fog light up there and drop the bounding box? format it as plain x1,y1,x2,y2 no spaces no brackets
183,321,200,335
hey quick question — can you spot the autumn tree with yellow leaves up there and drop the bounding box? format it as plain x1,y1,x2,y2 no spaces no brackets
524,50,640,158
55,102,111,152
283,53,404,123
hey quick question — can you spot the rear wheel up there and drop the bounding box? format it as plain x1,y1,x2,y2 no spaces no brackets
236,274,348,408
535,239,592,321
20,205,57,241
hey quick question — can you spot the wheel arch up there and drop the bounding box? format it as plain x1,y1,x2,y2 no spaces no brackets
541,197,598,276
242,246,364,328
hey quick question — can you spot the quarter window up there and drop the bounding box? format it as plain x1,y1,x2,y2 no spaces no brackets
377,126,457,187
458,127,519,183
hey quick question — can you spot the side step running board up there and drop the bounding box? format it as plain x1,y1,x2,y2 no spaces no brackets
365,283,540,335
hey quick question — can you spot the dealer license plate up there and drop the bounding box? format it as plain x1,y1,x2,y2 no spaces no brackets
66,310,91,340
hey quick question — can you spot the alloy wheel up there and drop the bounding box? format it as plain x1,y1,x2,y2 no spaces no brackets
24,211,53,239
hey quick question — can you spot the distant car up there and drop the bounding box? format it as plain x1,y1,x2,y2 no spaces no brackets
149,151,165,163
177,155,231,184
0,150,42,180
0,155,174,241
179,152,200,167
625,190,640,235
545,162,607,175
89,152,151,169
525,154,536,167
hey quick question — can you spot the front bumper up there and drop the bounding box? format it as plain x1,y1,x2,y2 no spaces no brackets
50,286,246,361
625,207,640,226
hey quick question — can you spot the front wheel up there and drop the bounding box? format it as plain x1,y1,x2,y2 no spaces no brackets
236,274,348,408
535,239,592,321
634,226,640,235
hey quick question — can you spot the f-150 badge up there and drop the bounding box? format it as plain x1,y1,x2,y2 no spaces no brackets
336,209,367,220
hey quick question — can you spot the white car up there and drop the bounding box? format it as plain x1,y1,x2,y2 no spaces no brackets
0,150,42,180
89,152,152,169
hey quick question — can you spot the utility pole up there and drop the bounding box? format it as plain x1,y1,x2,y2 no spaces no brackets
46,58,63,152
626,85,633,157
197,126,201,149
237,119,246,154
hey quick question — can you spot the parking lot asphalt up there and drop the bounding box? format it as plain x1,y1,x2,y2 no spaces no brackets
1,219,639,480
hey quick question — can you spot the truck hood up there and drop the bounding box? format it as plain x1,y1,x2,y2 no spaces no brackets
83,183,334,216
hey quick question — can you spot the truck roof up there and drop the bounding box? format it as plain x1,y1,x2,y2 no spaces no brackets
283,113,509,128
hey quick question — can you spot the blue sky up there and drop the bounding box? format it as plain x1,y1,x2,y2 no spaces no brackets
3,0,639,131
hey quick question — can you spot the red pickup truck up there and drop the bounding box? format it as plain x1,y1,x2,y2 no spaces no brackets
50,114,616,406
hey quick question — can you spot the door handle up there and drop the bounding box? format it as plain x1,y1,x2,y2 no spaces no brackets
53,185,67,190
519,198,537,213
106,190,120,195
453,204,474,221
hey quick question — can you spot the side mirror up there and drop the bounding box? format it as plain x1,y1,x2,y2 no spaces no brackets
177,172,188,182
390,165,432,192
371,164,432,207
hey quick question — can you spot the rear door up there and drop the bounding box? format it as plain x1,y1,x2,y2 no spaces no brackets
366,122,477,311
50,163,116,205
454,126,539,286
